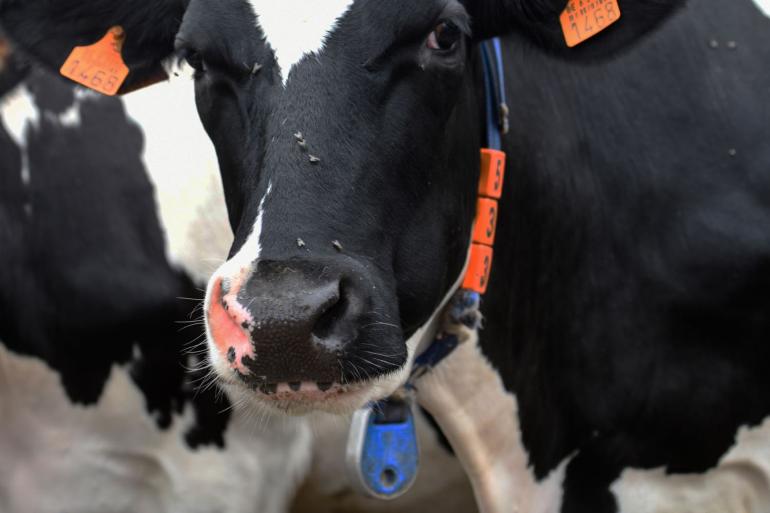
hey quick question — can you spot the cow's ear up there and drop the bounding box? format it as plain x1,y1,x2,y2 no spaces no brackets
0,0,185,94
461,0,684,58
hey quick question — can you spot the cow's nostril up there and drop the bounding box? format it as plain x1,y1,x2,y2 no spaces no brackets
311,280,351,344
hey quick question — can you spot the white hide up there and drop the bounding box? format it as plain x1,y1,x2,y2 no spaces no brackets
414,317,568,513
612,419,770,513
247,0,355,85
0,345,312,513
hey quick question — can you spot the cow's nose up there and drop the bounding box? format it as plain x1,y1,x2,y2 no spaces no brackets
207,260,365,386
242,276,351,350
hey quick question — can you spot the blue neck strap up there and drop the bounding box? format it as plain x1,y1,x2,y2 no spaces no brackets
480,38,509,151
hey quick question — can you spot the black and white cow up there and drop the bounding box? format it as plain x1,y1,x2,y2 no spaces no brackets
0,46,476,513
0,49,312,513
3,0,770,512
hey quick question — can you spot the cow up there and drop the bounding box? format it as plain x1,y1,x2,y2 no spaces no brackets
0,43,476,513
3,0,770,512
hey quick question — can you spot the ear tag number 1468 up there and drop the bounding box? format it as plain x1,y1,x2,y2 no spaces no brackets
60,26,130,96
560,0,622,48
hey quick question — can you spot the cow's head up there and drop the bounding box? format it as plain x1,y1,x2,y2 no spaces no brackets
1,0,683,415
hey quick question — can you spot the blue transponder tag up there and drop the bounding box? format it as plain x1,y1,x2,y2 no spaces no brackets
345,397,419,500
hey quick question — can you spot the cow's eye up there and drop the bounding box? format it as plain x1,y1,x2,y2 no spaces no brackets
427,21,462,52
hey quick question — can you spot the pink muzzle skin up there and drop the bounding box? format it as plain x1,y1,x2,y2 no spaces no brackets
207,275,255,374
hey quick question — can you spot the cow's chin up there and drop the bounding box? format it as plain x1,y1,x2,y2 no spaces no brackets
206,341,417,417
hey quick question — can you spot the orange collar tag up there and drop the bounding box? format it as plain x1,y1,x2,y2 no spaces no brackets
462,148,507,295
560,0,622,48
60,27,129,96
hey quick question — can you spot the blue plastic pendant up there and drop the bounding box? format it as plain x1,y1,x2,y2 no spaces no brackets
345,397,419,499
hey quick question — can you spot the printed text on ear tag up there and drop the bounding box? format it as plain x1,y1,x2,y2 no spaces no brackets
560,0,622,48
60,27,129,96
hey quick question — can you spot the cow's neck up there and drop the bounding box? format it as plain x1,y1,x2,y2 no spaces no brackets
473,36,598,480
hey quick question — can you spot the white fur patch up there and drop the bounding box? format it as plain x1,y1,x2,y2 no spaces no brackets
247,0,355,85
415,323,570,513
56,102,81,127
0,344,312,513
752,0,770,17
121,65,232,286
0,84,39,187
612,417,770,513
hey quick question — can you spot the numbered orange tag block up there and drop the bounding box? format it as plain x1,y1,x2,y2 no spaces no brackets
60,26,129,96
560,0,622,48
462,243,494,295
479,149,506,199
472,197,499,246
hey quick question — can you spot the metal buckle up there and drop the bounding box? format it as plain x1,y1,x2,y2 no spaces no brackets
345,396,419,500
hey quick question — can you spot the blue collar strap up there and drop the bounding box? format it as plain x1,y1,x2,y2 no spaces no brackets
346,38,506,501
408,38,506,383
408,290,482,384
480,38,510,150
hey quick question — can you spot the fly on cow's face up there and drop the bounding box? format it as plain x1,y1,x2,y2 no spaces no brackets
294,131,308,149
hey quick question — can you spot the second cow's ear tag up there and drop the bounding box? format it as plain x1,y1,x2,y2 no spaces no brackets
346,397,419,500
60,26,129,96
560,0,622,48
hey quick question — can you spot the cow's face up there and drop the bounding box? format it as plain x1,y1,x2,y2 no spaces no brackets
187,0,479,414
1,0,685,415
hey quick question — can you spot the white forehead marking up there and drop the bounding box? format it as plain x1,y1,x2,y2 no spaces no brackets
247,0,355,85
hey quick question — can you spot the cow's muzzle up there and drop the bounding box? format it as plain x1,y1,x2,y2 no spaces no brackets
206,259,403,402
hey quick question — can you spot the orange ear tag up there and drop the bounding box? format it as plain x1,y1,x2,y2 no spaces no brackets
60,27,129,96
560,0,622,48
462,244,494,295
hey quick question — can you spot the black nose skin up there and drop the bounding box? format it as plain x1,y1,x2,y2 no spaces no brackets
236,260,365,384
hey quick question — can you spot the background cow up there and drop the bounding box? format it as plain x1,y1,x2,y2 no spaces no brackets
0,43,312,513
